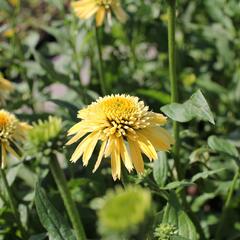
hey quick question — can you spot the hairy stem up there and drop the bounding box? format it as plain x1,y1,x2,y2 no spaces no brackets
49,155,86,240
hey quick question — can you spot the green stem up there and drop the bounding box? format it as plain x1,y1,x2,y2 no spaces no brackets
0,168,28,239
95,25,106,95
167,0,182,180
49,155,86,240
215,168,240,240
167,2,206,239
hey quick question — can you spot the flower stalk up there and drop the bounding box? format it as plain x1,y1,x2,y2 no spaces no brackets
215,167,240,240
0,168,28,239
167,0,181,180
49,154,86,240
167,1,206,239
95,25,106,95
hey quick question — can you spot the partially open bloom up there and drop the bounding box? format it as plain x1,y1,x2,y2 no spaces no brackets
98,186,151,235
0,75,14,106
67,94,174,180
0,110,31,169
71,0,128,27
154,223,178,240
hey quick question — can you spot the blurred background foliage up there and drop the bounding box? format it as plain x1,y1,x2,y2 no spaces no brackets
0,0,240,239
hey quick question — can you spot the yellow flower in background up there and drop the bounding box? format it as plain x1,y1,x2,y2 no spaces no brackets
8,0,20,7
0,75,14,106
71,0,128,27
0,110,31,169
67,94,174,180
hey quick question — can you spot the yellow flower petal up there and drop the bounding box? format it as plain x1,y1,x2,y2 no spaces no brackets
96,7,106,27
82,131,100,166
136,132,158,161
70,131,98,162
93,139,107,172
111,2,128,23
128,138,144,173
118,137,133,172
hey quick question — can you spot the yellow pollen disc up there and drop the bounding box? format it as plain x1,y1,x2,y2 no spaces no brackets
97,0,112,8
0,110,18,141
78,94,153,138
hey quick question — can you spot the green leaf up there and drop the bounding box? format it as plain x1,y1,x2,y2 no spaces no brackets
161,90,215,124
162,181,193,190
191,168,225,182
29,233,47,240
162,193,198,240
153,152,168,187
171,236,190,240
208,135,239,158
35,183,76,240
137,89,171,104
48,99,79,120
32,50,71,86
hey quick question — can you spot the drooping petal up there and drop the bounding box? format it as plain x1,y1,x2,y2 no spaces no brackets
70,131,99,162
118,137,133,172
96,7,106,27
111,1,128,23
67,122,85,136
82,131,100,166
104,135,115,158
139,127,174,151
66,130,88,145
1,144,7,169
128,138,144,173
111,142,121,180
93,139,107,172
136,132,158,161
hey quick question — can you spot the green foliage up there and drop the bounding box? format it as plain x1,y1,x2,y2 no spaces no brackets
153,152,168,187
35,183,76,240
0,0,240,239
162,193,198,240
161,90,215,124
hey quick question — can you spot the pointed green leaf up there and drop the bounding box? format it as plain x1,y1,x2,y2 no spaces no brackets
208,135,239,158
35,183,76,240
162,193,198,240
153,152,168,187
191,168,225,182
161,90,215,124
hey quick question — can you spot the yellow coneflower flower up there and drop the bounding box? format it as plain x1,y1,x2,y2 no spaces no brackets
71,0,128,27
8,0,20,7
0,110,31,169
67,94,174,180
0,75,14,106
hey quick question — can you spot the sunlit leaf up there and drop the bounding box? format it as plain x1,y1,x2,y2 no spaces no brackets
35,183,76,240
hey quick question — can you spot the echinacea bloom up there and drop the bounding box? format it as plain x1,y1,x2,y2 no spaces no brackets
67,94,174,180
71,0,128,27
0,75,14,106
0,110,31,169
98,186,151,235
